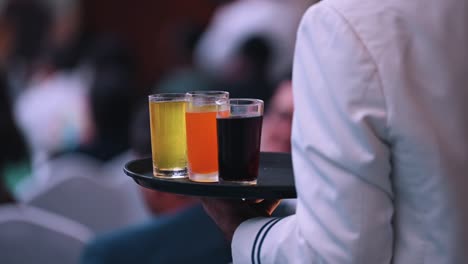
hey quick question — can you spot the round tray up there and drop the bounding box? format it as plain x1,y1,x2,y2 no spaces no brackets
124,152,296,199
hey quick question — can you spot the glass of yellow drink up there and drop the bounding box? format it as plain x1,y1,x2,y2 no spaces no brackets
186,91,229,182
148,93,188,178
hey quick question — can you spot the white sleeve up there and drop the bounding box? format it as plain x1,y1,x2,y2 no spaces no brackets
231,3,394,264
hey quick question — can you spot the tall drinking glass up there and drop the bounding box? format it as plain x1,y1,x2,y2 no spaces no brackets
186,91,229,182
217,99,264,185
148,93,188,178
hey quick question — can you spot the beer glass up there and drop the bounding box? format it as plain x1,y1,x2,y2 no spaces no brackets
217,99,264,184
185,91,229,182
148,93,188,178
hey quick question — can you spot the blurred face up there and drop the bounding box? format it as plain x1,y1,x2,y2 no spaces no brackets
261,80,294,152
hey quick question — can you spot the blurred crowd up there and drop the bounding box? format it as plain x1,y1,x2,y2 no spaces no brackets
0,0,315,263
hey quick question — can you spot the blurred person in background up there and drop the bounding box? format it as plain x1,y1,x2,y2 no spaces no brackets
0,66,29,202
216,34,275,106
1,0,51,100
0,8,31,198
12,0,137,198
71,38,137,162
195,0,308,85
16,37,139,193
71,68,133,162
15,39,149,232
0,71,93,263
261,79,293,153
194,0,312,107
13,0,93,168
81,106,232,264
161,31,275,105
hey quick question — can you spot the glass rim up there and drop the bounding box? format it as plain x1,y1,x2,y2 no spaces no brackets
228,98,264,106
186,90,229,97
217,98,264,118
148,93,187,102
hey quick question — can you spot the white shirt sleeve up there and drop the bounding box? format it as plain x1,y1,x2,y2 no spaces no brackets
231,3,394,263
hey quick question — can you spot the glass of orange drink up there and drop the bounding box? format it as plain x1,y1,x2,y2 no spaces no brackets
185,91,229,182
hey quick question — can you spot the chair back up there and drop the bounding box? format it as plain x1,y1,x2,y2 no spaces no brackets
0,204,93,264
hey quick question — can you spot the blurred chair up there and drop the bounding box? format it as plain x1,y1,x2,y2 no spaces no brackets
23,158,150,234
35,153,102,185
0,204,93,264
98,151,151,221
16,153,102,201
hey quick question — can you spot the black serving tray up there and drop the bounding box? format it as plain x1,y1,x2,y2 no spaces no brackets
124,152,296,199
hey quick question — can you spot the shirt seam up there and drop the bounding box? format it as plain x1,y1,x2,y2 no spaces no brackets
323,3,391,142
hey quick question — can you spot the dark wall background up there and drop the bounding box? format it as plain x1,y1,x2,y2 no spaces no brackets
81,0,221,91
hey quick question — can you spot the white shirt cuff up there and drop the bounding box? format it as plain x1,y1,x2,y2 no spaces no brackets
232,217,283,264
